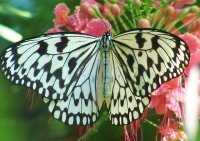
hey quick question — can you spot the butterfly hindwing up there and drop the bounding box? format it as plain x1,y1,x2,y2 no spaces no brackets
107,51,150,125
43,51,101,125
0,33,100,100
112,29,190,97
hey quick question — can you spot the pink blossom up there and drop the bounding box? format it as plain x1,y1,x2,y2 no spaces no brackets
166,88,185,118
53,3,71,27
51,3,112,36
150,94,166,115
150,78,184,118
159,118,187,140
83,19,111,36
46,27,64,33
81,0,96,4
68,7,90,32
173,0,196,8
179,33,200,74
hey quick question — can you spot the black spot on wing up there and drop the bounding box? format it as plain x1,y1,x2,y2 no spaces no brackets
21,68,26,75
147,57,154,68
33,69,40,77
53,69,62,78
138,51,143,57
128,96,132,102
127,55,134,72
43,61,52,70
120,100,124,106
74,98,79,106
57,56,63,60
55,37,69,52
135,33,146,48
68,57,77,74
37,41,48,54
151,35,159,49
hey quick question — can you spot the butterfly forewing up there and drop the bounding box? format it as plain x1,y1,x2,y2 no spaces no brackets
112,29,190,97
0,33,100,100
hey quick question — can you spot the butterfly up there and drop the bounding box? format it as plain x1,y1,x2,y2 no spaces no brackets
0,28,190,125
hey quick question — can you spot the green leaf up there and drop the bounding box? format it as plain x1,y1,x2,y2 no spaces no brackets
0,24,22,42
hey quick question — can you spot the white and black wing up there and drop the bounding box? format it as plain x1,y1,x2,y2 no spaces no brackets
0,33,102,125
0,33,100,99
107,51,150,125
43,49,102,125
0,28,190,126
112,28,190,97
107,28,190,125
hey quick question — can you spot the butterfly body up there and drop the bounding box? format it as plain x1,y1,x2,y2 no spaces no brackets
0,29,190,125
99,31,113,97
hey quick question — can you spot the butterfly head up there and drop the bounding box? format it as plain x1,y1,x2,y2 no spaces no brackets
101,31,112,50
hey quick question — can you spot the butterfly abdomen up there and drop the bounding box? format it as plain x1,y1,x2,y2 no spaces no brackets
101,50,112,96
99,31,113,97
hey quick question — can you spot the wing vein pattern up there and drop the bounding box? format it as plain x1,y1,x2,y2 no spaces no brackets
0,28,190,125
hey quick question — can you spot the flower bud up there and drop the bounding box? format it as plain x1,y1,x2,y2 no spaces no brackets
191,19,200,31
166,6,175,16
138,19,150,28
80,2,96,17
189,6,199,13
110,4,121,16
134,0,142,8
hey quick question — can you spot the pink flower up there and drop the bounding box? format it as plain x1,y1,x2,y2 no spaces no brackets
68,7,90,32
46,27,64,33
159,118,187,140
166,88,185,118
50,3,111,36
150,78,184,118
53,3,71,27
81,0,96,4
179,33,200,74
69,7,111,36
173,0,196,8
83,19,111,36
150,94,166,115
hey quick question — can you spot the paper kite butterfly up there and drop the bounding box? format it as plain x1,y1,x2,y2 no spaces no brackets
0,28,190,125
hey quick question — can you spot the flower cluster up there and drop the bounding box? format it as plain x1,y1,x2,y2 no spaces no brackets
48,0,200,140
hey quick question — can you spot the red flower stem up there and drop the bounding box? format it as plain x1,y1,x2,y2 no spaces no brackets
151,5,166,28
144,119,159,128
171,16,197,34
164,11,188,32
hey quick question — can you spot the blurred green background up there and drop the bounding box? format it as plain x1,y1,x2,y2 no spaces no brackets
0,0,200,141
